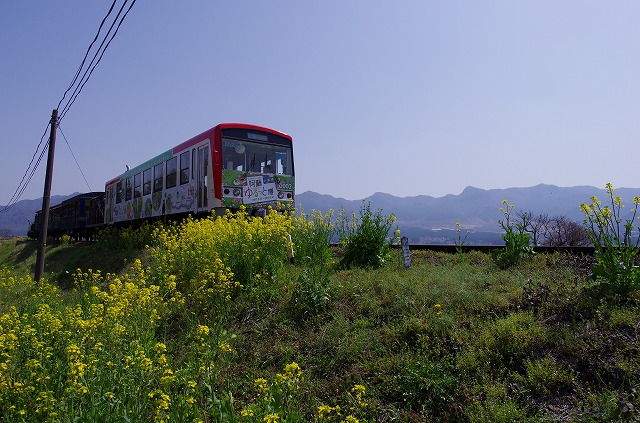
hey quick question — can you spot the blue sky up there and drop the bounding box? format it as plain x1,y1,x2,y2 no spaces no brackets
2,1,639,204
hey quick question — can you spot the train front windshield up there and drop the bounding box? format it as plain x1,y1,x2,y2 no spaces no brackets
222,138,293,176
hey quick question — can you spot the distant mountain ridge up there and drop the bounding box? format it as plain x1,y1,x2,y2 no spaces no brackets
2,185,638,244
0,193,79,238
296,184,640,244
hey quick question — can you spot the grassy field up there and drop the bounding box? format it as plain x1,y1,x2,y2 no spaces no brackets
0,215,638,422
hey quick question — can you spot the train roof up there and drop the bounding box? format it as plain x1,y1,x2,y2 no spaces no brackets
104,122,291,186
34,192,104,216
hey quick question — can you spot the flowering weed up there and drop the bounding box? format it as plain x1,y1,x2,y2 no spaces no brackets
492,200,534,269
581,183,640,298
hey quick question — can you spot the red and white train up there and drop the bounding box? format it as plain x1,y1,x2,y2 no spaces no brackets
29,123,294,239
105,123,295,224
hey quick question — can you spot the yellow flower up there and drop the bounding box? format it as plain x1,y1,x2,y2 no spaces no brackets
317,403,333,419
263,413,279,423
605,182,614,193
255,377,268,395
155,342,167,354
351,384,366,396
241,408,255,417
218,342,233,352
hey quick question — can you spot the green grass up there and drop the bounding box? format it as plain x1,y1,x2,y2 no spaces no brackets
0,239,638,422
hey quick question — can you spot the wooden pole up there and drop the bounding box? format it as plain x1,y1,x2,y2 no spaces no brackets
35,109,58,282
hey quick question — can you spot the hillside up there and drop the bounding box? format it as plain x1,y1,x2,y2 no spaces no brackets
0,228,638,422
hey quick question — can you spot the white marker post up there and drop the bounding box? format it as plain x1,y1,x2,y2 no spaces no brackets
401,236,411,268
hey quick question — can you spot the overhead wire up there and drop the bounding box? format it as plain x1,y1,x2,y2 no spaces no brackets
59,0,137,122
0,124,51,213
56,0,119,114
58,125,105,220
58,125,92,194
1,0,137,211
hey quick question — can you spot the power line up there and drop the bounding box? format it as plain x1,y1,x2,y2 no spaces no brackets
58,124,105,220
1,0,137,211
59,0,137,122
0,124,51,214
58,125,93,193
56,0,119,113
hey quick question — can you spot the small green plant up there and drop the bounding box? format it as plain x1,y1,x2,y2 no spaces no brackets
492,200,534,269
514,355,576,397
289,208,335,319
581,183,640,299
390,359,459,415
239,362,304,422
454,222,470,262
336,202,396,269
289,268,331,320
59,234,72,246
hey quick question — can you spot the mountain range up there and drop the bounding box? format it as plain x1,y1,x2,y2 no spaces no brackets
1,184,638,244
295,184,639,244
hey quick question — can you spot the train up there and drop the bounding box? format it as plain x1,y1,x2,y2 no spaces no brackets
28,123,295,239
27,192,105,240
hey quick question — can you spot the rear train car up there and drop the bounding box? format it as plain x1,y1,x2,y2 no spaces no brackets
28,192,105,240
104,123,294,225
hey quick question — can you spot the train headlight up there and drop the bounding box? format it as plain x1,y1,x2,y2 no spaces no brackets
223,187,243,198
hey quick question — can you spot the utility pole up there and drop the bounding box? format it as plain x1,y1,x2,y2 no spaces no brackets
35,109,58,282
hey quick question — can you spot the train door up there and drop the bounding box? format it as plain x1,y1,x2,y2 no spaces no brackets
197,144,209,213
105,185,114,224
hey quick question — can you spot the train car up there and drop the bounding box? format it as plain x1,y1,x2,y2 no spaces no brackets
28,192,105,239
104,123,294,225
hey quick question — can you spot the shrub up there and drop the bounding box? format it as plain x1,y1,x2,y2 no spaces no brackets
152,208,292,292
95,221,160,251
336,202,396,269
581,183,640,299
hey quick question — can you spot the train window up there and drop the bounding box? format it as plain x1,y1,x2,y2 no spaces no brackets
143,169,152,196
180,151,190,185
125,177,132,201
192,149,196,180
222,138,293,175
134,173,142,199
116,181,123,204
166,157,177,189
154,163,163,193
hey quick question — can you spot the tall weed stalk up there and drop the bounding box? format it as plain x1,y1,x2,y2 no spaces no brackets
492,200,534,269
289,209,335,317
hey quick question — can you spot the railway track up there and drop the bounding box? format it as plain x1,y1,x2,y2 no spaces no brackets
387,244,596,255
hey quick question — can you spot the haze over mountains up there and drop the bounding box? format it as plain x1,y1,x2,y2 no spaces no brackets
2,184,638,244
296,184,639,244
